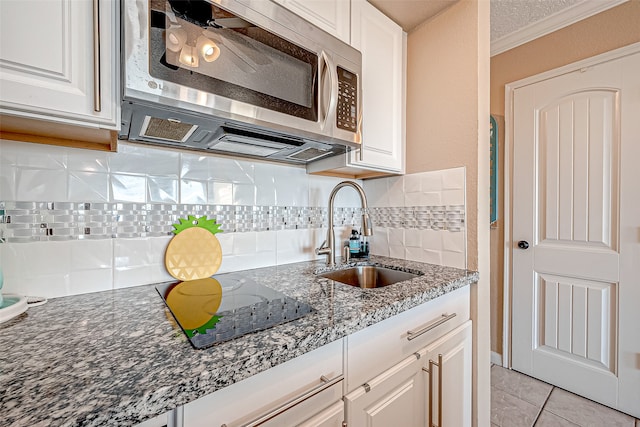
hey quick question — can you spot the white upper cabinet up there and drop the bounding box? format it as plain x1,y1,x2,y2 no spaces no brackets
349,0,405,173
307,0,406,177
272,0,351,43
0,0,119,129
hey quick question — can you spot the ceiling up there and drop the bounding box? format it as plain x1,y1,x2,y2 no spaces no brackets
367,0,624,52
365,0,458,34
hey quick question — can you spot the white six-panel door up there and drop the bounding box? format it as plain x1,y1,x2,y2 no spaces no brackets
511,46,640,417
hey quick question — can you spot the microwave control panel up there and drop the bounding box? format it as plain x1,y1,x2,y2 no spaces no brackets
336,67,358,132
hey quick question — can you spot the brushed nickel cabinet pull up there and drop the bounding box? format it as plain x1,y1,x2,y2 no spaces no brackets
428,359,434,427
428,354,443,427
406,313,457,341
92,0,102,112
437,353,443,427
225,374,343,427
167,406,184,427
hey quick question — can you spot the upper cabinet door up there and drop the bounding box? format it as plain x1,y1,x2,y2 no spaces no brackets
272,0,351,43
349,0,405,173
0,0,118,128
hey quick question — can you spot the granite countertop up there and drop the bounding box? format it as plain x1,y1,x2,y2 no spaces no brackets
0,255,478,427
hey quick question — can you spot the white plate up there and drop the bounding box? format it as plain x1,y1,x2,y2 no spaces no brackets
0,294,28,324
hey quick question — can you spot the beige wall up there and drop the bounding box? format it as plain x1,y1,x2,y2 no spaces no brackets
407,0,480,271
407,2,491,424
491,0,640,117
489,0,640,356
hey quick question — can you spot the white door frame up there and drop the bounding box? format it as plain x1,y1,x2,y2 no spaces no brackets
502,41,640,368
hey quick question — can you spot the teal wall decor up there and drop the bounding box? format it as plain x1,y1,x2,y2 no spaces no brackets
490,115,498,225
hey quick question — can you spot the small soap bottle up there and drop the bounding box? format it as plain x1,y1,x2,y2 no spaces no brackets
349,229,360,254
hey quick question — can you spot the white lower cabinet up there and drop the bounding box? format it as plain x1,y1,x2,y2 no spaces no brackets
345,321,473,427
346,286,470,392
298,400,344,427
133,413,168,427
182,339,343,427
344,354,425,426
423,321,473,427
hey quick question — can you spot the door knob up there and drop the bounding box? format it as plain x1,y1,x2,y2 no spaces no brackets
518,240,530,249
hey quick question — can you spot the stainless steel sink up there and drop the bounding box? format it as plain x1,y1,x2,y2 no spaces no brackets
319,265,421,288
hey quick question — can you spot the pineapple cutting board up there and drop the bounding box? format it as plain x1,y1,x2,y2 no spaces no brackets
164,277,223,337
165,215,223,281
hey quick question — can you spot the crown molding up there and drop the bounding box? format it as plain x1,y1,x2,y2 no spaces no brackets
490,0,628,57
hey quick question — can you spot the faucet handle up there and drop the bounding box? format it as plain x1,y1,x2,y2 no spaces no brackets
316,240,331,255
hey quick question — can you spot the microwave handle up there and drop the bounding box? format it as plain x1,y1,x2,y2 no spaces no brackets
319,51,338,131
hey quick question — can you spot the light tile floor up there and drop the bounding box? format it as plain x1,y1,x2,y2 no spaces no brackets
491,365,640,427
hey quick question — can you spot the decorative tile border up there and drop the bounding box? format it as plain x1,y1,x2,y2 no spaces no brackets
369,205,465,232
0,202,465,243
0,201,361,242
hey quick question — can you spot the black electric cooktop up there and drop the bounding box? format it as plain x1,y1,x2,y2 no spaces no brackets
156,272,315,349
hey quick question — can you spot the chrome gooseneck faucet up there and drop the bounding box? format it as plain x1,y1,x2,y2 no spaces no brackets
316,181,373,267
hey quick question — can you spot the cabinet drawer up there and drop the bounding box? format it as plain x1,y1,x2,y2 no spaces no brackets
345,286,469,392
183,339,343,427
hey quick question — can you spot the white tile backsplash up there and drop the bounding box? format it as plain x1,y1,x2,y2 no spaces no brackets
389,245,405,259
70,240,113,270
148,176,178,203
364,167,467,269
387,176,405,207
17,168,67,201
441,167,465,190
404,174,421,193
113,265,155,289
275,167,309,206
254,163,277,206
15,143,67,170
369,226,389,256
404,229,421,248
23,241,72,277
233,183,256,206
67,149,109,173
209,181,233,205
181,154,211,180
209,157,254,184
69,269,113,295
423,249,443,265
111,174,147,203
388,228,404,247
421,172,443,192
114,238,153,268
4,139,366,297
0,165,16,200
69,171,110,202
1,140,469,299
442,188,465,206
405,246,425,263
180,179,207,204
361,177,388,208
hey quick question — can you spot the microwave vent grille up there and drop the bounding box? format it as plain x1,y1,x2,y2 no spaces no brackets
288,147,331,162
141,117,198,143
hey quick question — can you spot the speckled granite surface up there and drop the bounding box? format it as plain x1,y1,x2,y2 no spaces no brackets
0,256,478,427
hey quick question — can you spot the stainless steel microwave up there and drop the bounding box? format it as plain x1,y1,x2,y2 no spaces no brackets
120,0,362,164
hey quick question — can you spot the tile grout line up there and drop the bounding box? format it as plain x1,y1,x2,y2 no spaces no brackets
530,386,554,426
